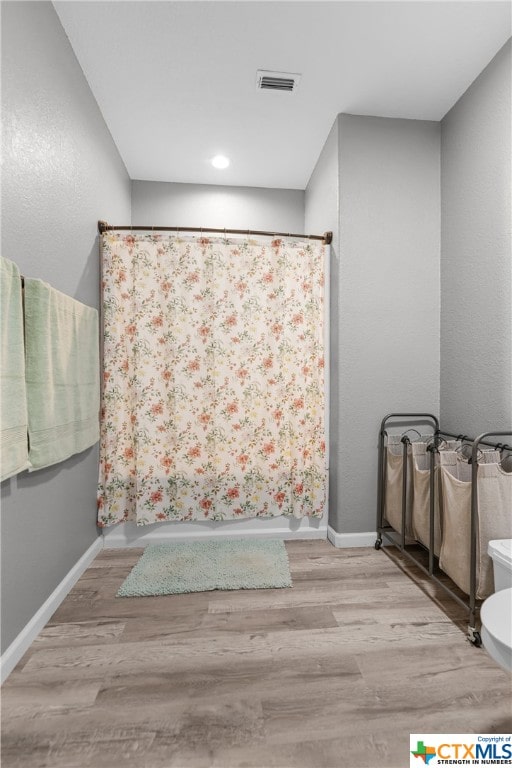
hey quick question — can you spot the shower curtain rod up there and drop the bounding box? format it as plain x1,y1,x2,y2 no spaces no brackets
98,220,333,245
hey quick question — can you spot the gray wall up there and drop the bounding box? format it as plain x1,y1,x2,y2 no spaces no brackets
1,2,131,652
305,119,339,253
440,39,512,435
304,119,340,529
306,114,441,534
132,181,304,233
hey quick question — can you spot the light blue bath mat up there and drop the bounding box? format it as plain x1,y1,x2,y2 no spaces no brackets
117,539,292,597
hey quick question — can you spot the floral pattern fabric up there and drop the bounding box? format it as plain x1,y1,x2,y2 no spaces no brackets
98,234,326,526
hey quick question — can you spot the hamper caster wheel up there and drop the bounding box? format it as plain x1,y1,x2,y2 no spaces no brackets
374,538,382,550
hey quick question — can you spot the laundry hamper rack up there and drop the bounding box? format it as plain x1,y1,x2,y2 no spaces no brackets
376,413,512,647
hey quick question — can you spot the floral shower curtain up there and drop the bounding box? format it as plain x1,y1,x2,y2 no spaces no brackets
98,233,326,526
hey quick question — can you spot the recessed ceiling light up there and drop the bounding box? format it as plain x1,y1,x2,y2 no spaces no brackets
211,154,230,169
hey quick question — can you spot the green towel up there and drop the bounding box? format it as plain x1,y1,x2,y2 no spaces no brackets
0,257,29,480
24,278,100,470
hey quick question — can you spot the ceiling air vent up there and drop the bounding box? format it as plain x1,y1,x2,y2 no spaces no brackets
256,70,301,93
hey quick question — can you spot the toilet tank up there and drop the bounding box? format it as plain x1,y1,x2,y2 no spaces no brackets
488,540,512,592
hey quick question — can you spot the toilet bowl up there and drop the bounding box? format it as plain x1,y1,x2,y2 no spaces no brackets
480,587,512,673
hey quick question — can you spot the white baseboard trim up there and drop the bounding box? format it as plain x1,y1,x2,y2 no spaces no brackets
327,527,377,548
103,520,328,548
1,537,104,684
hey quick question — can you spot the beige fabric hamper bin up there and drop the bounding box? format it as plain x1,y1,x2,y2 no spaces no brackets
411,440,459,556
439,452,512,600
383,435,430,539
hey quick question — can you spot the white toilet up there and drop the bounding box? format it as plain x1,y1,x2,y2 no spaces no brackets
480,540,512,673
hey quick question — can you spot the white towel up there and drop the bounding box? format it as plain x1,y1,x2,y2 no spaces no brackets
24,278,100,470
0,257,29,480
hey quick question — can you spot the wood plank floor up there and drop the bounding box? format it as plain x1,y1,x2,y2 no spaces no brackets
2,540,511,768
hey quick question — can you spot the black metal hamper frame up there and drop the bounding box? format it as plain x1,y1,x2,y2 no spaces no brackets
375,412,512,647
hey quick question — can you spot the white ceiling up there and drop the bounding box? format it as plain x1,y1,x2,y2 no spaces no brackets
54,1,511,190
